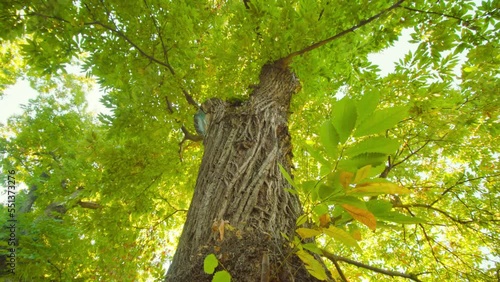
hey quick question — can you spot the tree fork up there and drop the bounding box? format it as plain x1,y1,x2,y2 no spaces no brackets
165,62,319,281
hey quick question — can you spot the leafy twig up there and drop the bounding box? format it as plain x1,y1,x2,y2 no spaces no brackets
395,203,473,224
401,6,465,22
280,0,405,65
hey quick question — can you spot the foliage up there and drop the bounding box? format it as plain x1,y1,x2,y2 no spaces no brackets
203,253,232,282
0,0,499,281
289,96,425,280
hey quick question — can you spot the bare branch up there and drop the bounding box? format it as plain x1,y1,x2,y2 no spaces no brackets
321,250,423,282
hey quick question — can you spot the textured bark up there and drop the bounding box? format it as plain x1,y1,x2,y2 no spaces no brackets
166,62,318,282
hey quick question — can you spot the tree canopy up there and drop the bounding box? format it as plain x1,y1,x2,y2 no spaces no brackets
0,0,499,281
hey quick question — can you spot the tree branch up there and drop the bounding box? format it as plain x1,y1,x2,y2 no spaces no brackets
395,203,474,224
400,5,493,44
143,0,169,61
321,250,423,282
391,139,431,168
28,9,199,109
329,254,348,282
83,20,176,74
280,0,405,65
77,200,101,209
401,6,465,22
431,173,500,206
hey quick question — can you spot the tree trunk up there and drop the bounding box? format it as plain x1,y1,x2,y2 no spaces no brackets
166,62,319,282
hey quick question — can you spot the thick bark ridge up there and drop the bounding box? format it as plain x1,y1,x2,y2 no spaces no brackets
166,62,318,281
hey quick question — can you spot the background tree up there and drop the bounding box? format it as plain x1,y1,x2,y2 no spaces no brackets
0,0,499,281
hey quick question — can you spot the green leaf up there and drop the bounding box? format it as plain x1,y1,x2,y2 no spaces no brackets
301,180,317,194
356,91,380,125
279,163,297,188
204,254,219,274
296,214,308,226
319,120,339,158
338,153,387,170
376,212,427,224
332,196,367,209
366,200,393,215
344,137,400,158
305,144,331,171
317,184,338,201
213,270,231,282
312,204,329,217
354,106,409,137
296,250,328,280
302,242,322,255
332,97,357,143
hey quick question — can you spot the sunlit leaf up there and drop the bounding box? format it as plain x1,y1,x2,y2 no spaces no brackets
213,270,231,282
297,228,322,239
302,242,322,255
279,163,296,189
357,91,380,124
354,106,409,137
296,250,328,280
332,97,357,143
348,182,410,196
341,204,377,231
323,226,362,252
353,165,371,183
319,120,339,158
296,214,308,226
376,212,427,224
344,137,400,158
204,254,219,274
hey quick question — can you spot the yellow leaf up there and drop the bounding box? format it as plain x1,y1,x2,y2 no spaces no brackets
342,204,377,231
323,226,362,252
296,250,328,280
348,182,411,196
340,171,354,188
296,228,322,239
353,165,371,183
